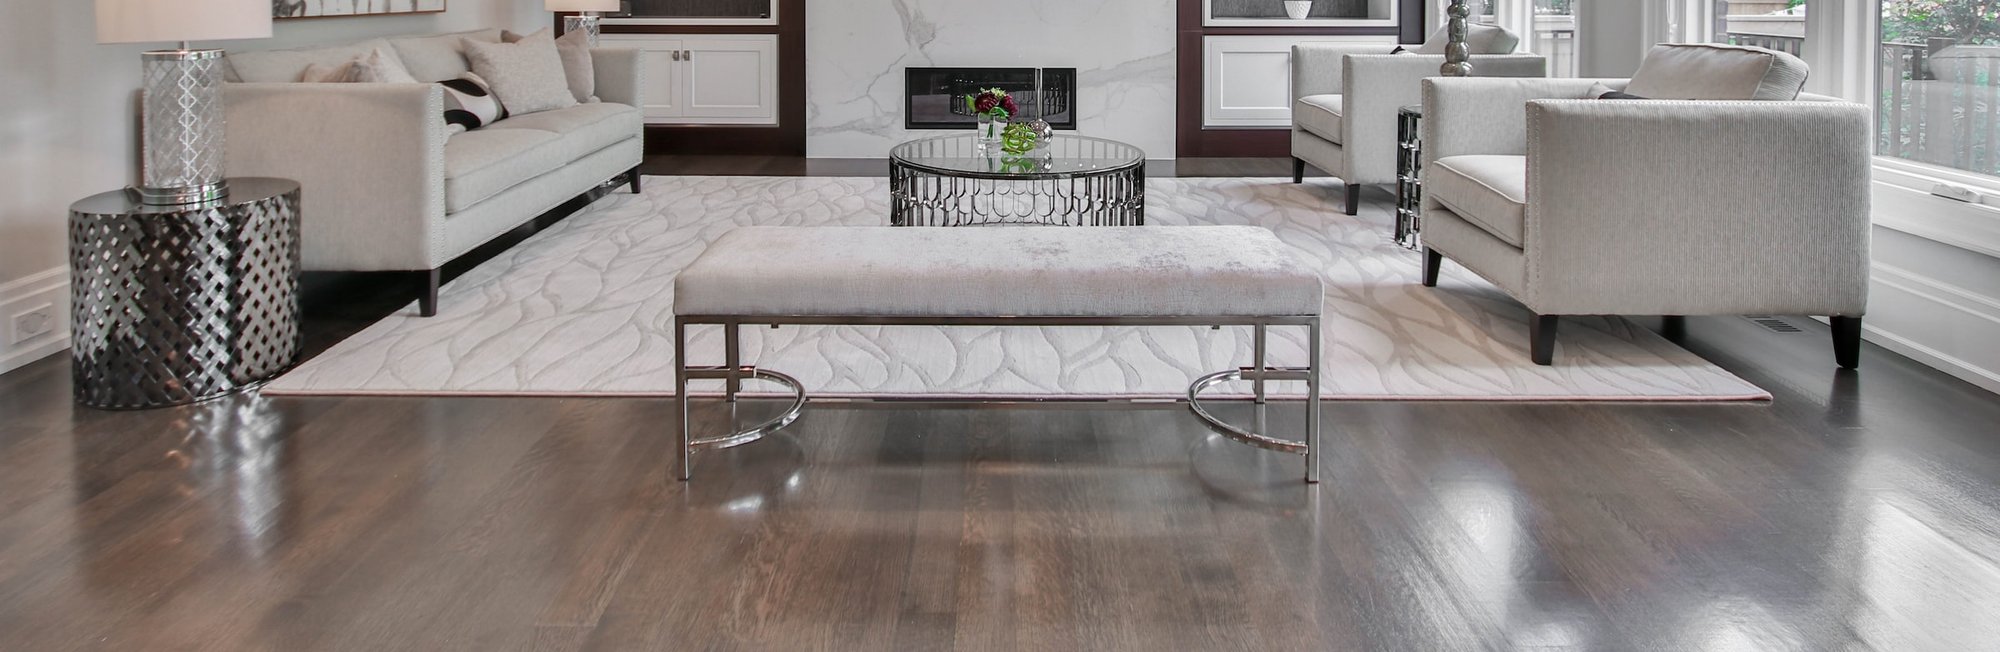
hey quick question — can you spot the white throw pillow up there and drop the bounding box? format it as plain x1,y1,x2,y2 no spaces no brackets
1414,24,1521,55
1624,43,1809,101
463,31,579,116
505,29,599,104
296,48,420,84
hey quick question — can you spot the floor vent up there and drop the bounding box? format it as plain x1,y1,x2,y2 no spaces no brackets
1746,316,1804,334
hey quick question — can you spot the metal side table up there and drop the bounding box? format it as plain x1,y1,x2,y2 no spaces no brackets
68,178,303,409
1395,105,1424,249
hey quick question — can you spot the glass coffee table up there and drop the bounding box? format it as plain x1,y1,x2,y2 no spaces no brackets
889,134,1146,226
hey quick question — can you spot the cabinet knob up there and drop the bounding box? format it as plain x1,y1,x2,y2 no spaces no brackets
671,50,682,61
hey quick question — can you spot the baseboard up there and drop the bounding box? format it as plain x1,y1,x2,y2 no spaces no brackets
0,268,70,376
1865,262,2000,395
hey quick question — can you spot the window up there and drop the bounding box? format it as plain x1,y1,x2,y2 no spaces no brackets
1878,1,2000,177
1720,1,1807,56
1466,0,1580,77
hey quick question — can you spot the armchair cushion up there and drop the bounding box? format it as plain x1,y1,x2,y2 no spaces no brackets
1294,95,1344,144
1624,43,1809,101
1415,24,1521,55
1429,155,1527,248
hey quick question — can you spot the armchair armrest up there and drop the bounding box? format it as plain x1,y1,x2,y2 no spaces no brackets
1420,77,1613,162
1522,100,1873,315
591,47,644,107
1291,44,1401,100
224,83,448,272
1339,54,1548,184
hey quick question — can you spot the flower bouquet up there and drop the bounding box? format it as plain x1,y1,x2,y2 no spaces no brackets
968,88,1019,146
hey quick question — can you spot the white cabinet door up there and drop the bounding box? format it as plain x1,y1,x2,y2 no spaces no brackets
1203,35,1397,128
679,36,779,124
598,35,683,121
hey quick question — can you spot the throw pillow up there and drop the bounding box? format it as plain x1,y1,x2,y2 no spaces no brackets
1586,82,1647,100
442,72,509,133
299,61,359,83
1414,24,1521,55
1624,43,1810,101
505,29,599,104
351,47,421,84
463,31,579,116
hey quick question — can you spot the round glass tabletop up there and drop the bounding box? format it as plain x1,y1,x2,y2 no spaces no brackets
889,134,1146,180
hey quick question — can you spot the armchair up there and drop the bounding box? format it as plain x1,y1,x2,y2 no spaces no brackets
1291,28,1545,215
1416,57,1872,368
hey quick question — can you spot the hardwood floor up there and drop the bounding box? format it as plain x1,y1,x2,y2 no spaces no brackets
3,157,1999,650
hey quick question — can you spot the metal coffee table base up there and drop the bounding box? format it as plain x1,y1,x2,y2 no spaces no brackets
890,164,1147,226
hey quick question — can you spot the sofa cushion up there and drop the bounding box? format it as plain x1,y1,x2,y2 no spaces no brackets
228,39,403,83
1415,24,1521,55
1429,155,1527,248
482,103,642,162
389,28,504,83
1624,43,1809,101
1294,94,1344,144
444,128,564,212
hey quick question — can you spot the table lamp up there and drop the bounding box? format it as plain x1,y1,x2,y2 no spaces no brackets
548,0,622,46
96,0,272,206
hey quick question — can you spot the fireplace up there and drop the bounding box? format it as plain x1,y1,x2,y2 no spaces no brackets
904,67,1078,130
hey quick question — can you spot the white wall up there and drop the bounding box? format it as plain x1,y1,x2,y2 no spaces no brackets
805,0,1177,159
0,0,541,373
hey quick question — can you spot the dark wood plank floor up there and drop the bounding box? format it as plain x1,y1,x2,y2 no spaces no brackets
3,157,1998,651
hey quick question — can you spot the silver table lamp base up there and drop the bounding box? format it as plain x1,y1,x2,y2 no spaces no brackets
139,47,230,206
564,13,604,46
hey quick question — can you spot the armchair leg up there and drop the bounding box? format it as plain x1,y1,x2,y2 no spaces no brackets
418,268,441,317
1421,247,1443,288
1344,183,1361,216
1830,316,1863,369
627,166,643,194
1530,314,1559,365
1292,158,1306,184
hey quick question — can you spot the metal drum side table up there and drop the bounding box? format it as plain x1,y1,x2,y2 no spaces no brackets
68,178,303,410
889,134,1146,226
1395,105,1424,250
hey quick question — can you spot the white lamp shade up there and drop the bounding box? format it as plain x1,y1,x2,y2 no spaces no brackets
96,0,273,45
546,0,621,12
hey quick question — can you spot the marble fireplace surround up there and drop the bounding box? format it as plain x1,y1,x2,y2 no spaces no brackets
806,0,1176,159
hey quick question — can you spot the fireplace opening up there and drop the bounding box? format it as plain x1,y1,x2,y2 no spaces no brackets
904,67,1078,130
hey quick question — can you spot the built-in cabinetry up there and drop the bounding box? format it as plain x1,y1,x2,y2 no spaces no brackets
598,34,779,125
1203,34,1397,128
1203,0,1397,27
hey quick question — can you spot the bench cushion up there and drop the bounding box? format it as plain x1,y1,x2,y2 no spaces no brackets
676,226,1324,318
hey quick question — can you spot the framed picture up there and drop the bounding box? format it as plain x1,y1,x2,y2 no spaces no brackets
275,0,447,19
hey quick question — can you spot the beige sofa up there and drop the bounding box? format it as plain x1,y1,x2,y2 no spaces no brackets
222,29,646,316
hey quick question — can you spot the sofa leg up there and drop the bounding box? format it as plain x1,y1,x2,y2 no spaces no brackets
1292,158,1305,184
418,268,441,317
1830,316,1862,369
1530,314,1559,365
627,166,643,194
1343,183,1361,216
1421,247,1443,288
1661,315,1687,340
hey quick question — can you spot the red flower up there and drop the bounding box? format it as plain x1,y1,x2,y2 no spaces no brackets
1000,96,1019,116
975,94,999,114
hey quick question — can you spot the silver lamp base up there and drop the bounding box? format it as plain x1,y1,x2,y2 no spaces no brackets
563,13,604,46
139,48,230,206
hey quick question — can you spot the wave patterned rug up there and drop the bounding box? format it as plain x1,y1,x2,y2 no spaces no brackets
265,176,1768,401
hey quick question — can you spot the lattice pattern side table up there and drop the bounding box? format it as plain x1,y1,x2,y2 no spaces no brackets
68,178,302,409
1395,105,1424,250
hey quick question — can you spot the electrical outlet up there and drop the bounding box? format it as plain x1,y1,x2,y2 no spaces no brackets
11,304,55,345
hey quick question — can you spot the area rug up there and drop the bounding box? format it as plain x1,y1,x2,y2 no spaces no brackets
263,176,1768,401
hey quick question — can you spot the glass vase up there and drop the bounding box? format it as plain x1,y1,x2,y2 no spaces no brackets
978,113,1007,147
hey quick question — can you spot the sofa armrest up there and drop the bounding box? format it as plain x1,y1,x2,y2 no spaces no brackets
225,83,448,272
1291,44,1401,100
1337,54,1548,184
1421,76,1611,163
592,47,644,107
1521,99,1874,315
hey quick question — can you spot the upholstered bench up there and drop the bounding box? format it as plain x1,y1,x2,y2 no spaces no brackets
672,225,1327,482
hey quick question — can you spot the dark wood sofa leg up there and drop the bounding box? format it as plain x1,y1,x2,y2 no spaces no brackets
1531,314,1559,365
419,268,441,317
1344,183,1361,216
1422,247,1443,287
1292,158,1305,184
1830,316,1862,369
1661,315,1687,340
627,166,643,194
